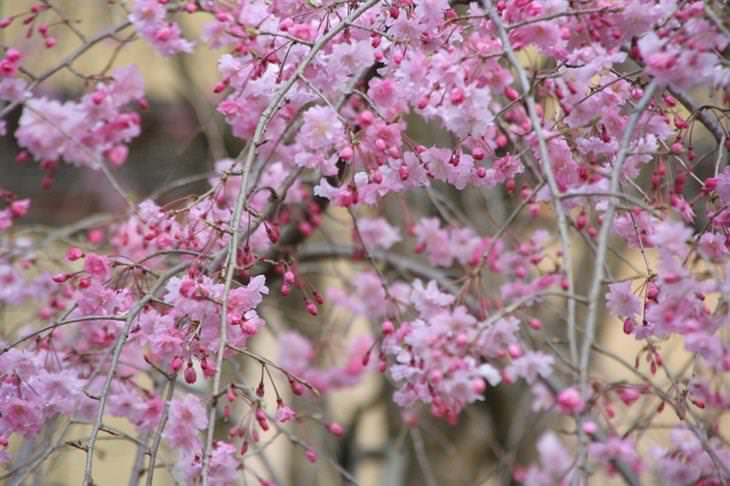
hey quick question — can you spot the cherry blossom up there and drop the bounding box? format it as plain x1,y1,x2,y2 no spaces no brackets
2,0,730,483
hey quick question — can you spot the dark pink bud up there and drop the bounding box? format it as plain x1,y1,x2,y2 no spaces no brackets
213,80,227,94
618,387,641,406
171,356,183,373
450,88,464,105
623,318,634,334
556,388,585,415
241,320,257,335
9,199,29,218
291,380,304,396
298,221,313,236
184,364,197,384
328,422,344,437
66,247,84,261
256,408,269,431
504,86,519,101
507,344,522,358
357,110,374,127
266,224,280,243
5,48,21,63
16,151,29,163
305,448,318,464
106,145,128,167
399,165,409,181
582,421,597,435
339,146,353,161
154,27,172,42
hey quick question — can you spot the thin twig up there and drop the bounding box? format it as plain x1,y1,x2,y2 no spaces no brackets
0,21,132,119
144,376,176,486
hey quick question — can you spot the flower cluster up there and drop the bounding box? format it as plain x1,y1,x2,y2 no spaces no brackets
16,66,145,171
1,0,730,483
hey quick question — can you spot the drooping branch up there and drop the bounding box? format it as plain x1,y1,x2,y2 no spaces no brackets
481,0,579,365
200,2,383,484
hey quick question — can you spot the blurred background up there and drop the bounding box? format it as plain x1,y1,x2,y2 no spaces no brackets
1,1,725,485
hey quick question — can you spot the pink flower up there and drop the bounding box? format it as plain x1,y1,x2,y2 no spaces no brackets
9,199,30,218
208,442,239,483
531,383,554,412
84,253,111,280
329,40,375,81
163,395,208,449
410,279,454,315
226,275,269,323
588,437,643,473
413,218,453,267
511,21,563,56
638,32,717,90
326,271,388,317
16,98,84,163
715,167,730,204
0,397,44,437
299,106,345,152
106,145,128,167
698,233,728,260
506,351,554,384
0,78,29,102
524,432,576,484
275,404,296,423
278,332,314,375
130,0,193,56
133,397,163,430
169,395,207,429
618,387,642,406
605,281,641,317
556,387,585,415
356,217,401,251
305,448,318,464
649,220,692,257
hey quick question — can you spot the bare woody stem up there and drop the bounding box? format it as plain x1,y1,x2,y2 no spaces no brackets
579,82,657,389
